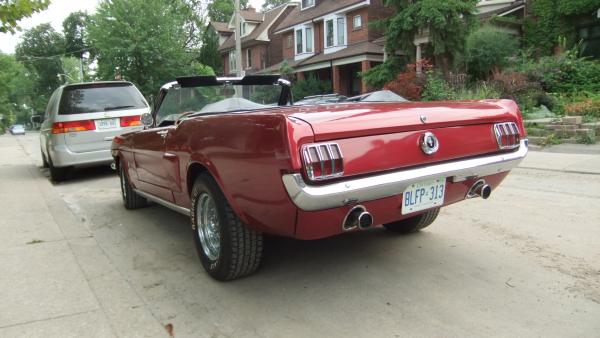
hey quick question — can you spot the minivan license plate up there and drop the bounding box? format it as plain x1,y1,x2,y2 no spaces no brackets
402,178,446,215
96,118,118,129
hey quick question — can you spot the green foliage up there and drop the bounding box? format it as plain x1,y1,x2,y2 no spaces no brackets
524,0,600,56
15,23,65,112
0,53,35,127
377,0,477,72
361,59,403,89
577,131,596,144
62,11,89,59
421,72,453,101
542,133,563,146
208,0,249,22
279,60,293,79
452,82,502,101
88,0,204,97
0,0,49,33
199,27,223,74
466,25,519,79
262,0,289,11
292,75,331,101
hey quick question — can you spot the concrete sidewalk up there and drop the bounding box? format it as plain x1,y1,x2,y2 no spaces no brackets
521,149,600,175
0,134,167,337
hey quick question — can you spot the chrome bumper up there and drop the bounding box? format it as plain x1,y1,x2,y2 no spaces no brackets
282,140,528,211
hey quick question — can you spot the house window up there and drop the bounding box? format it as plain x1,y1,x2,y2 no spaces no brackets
229,50,236,72
325,16,346,48
301,0,314,10
246,49,252,69
337,17,345,46
305,27,313,53
296,29,303,54
326,19,334,47
353,15,362,29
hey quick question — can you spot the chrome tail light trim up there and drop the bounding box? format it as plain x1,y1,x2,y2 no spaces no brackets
301,142,344,181
494,122,520,150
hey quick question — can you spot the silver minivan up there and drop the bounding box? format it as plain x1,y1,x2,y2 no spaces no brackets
38,81,149,181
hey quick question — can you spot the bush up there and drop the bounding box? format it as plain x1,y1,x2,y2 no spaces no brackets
564,99,600,118
421,72,454,101
452,82,502,100
292,74,332,101
361,58,404,89
383,60,431,101
466,25,519,79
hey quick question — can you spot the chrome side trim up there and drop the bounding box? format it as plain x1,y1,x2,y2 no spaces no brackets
283,140,528,211
133,189,190,215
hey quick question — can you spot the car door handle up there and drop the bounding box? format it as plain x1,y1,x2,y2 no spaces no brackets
156,130,168,138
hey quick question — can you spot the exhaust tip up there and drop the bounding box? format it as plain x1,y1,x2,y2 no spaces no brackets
343,205,367,231
480,184,492,199
358,212,373,229
467,179,492,200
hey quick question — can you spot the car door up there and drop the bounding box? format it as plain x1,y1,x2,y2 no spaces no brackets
131,86,184,202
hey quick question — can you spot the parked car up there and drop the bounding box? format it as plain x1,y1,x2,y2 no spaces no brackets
9,124,26,135
112,75,528,281
35,81,149,181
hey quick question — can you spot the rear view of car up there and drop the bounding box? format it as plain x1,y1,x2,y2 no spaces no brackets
39,82,149,181
9,124,26,135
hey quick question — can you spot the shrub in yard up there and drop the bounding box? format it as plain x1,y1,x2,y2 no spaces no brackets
564,99,600,118
383,60,432,101
452,81,502,100
421,72,454,101
465,25,519,79
292,74,332,101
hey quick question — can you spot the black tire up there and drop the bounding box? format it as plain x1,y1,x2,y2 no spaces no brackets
383,208,440,234
48,155,68,182
119,163,147,209
41,149,49,168
191,173,263,281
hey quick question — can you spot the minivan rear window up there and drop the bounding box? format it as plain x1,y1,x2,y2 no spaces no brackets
58,83,147,114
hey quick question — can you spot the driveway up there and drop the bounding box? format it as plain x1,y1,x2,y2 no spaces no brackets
1,132,599,337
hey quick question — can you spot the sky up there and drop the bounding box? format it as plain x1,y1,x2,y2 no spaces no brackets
0,0,265,54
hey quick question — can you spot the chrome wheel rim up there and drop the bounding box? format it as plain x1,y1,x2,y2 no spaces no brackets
196,193,220,261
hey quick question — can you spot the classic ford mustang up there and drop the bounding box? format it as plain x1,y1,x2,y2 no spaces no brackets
112,75,527,280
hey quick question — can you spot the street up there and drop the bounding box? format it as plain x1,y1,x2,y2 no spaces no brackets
1,132,599,337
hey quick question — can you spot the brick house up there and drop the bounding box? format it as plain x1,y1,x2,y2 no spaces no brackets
264,0,392,96
216,4,297,76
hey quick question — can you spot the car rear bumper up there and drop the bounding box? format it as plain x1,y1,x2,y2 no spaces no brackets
49,143,113,167
283,140,528,212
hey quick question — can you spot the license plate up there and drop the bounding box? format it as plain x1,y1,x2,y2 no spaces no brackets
402,178,446,215
95,118,119,129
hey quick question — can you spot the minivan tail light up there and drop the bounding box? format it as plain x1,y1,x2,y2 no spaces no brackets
120,115,142,127
493,122,520,150
52,120,96,134
301,142,344,181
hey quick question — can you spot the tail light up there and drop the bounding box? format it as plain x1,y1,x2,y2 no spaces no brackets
52,120,96,134
120,115,141,127
494,122,520,150
301,142,344,181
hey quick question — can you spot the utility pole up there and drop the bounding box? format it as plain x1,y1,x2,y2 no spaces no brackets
234,0,243,77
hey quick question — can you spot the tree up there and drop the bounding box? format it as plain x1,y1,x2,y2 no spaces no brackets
262,0,289,11
63,11,89,58
0,53,35,128
15,24,65,111
87,0,206,97
207,0,248,23
198,26,223,74
0,0,50,34
465,26,519,79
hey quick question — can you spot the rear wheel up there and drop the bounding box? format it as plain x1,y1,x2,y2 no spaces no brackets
383,208,440,234
191,173,263,281
119,163,147,209
48,155,68,182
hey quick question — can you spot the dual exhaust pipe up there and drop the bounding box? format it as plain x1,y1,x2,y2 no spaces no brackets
342,179,491,231
342,205,373,231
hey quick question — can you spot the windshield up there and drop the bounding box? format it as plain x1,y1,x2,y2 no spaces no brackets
156,84,282,126
59,83,148,115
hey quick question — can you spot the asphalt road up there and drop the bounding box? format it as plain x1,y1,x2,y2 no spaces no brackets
2,132,599,337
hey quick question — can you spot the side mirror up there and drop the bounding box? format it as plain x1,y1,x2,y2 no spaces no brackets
31,115,43,124
140,113,154,128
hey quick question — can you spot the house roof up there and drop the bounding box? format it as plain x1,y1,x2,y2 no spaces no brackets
274,0,367,33
256,58,303,74
210,22,232,33
218,4,293,52
477,0,526,19
297,40,384,67
240,9,264,22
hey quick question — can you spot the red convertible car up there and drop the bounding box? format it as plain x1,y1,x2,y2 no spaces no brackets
112,75,527,280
